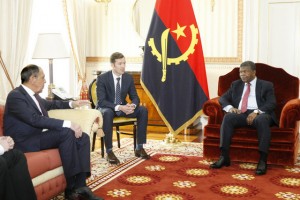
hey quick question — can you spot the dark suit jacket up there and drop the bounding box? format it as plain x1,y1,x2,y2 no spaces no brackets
219,78,278,125
96,71,140,110
4,86,71,152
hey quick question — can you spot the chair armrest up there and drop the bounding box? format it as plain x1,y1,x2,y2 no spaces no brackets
279,98,300,128
48,109,102,135
203,97,225,125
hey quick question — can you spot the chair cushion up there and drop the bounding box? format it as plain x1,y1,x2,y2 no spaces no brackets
113,117,137,124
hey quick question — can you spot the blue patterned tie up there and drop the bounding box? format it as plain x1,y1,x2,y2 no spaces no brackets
115,77,121,105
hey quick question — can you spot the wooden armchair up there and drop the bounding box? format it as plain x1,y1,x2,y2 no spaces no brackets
203,63,300,165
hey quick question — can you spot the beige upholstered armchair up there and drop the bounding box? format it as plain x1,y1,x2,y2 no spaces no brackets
48,108,104,150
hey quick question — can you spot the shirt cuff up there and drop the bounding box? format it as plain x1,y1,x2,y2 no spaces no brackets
69,101,73,108
63,120,71,128
0,145,4,155
115,105,120,111
223,105,233,112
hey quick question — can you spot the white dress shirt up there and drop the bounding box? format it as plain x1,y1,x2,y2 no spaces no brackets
223,77,259,112
0,144,4,155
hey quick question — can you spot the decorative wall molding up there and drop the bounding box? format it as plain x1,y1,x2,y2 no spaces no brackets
202,0,243,64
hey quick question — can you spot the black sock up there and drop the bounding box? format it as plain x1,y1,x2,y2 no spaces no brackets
65,176,75,191
259,151,268,162
74,172,87,189
221,148,229,159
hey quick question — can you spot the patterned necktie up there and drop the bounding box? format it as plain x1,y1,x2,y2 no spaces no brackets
34,94,49,117
241,83,251,113
115,77,121,105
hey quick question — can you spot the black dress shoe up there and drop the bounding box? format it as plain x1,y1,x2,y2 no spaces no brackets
210,156,231,169
106,151,120,164
135,149,150,159
255,160,267,175
74,186,104,200
64,189,81,200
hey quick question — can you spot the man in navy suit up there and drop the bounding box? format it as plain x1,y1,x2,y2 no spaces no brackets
4,64,103,200
96,52,150,164
210,61,278,175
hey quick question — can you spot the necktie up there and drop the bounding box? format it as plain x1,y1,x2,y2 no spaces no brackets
115,77,121,105
34,94,49,117
241,83,251,113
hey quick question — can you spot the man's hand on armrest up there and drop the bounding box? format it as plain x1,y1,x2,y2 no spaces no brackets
71,100,91,108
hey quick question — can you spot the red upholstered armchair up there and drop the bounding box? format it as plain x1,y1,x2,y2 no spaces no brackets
203,63,300,165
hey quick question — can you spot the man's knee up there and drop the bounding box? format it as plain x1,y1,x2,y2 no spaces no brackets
254,114,271,127
81,132,90,144
11,149,26,162
99,108,114,120
222,113,236,123
0,156,8,171
138,106,148,116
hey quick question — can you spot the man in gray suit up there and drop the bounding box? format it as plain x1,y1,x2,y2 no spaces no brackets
210,61,278,175
96,52,150,164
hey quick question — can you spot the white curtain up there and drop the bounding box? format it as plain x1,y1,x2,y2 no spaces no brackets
0,0,33,101
62,0,88,94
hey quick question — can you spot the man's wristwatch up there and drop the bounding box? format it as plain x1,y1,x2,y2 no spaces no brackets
254,109,259,114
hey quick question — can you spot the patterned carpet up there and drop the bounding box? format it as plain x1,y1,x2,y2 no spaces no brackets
54,138,300,200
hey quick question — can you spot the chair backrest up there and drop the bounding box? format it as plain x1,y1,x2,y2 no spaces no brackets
88,79,98,109
218,63,299,119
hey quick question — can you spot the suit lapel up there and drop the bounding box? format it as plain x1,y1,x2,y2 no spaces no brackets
255,79,262,106
121,73,128,98
236,81,244,106
18,86,41,114
108,71,115,99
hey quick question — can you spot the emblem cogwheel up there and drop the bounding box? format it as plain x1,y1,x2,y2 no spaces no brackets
148,24,199,65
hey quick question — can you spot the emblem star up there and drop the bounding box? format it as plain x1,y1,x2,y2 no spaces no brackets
172,23,187,40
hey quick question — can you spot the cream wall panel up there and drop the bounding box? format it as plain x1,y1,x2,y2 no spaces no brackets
194,0,239,58
86,0,143,57
267,2,300,76
258,0,300,78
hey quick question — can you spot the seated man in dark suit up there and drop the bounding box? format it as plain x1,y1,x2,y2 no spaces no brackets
0,136,36,200
96,52,150,164
210,61,278,175
4,64,103,200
